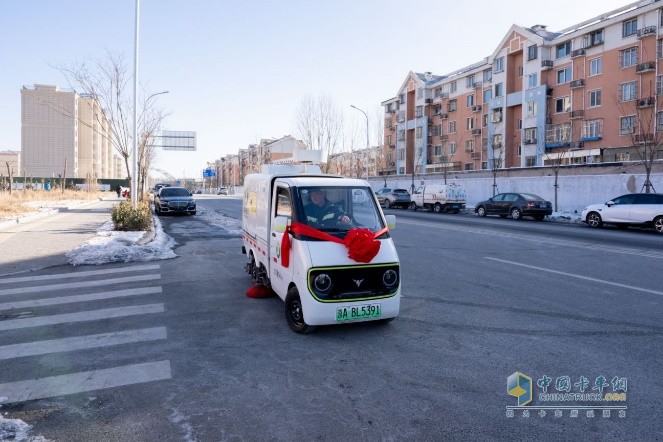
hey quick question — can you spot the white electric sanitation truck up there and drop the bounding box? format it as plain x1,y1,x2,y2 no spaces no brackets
409,183,466,213
242,163,401,333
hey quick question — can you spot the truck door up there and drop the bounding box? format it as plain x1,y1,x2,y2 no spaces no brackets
270,184,295,296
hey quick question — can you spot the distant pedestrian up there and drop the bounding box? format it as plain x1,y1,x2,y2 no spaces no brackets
115,185,121,198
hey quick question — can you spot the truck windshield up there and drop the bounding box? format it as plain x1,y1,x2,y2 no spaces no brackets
298,186,385,234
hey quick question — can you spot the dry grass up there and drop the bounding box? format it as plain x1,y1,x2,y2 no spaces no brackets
0,189,106,220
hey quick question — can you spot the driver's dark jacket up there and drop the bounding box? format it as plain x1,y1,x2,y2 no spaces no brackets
304,200,345,226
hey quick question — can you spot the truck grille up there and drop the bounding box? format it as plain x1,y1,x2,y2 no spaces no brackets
308,264,399,302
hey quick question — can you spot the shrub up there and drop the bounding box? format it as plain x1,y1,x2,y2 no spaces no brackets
111,200,152,231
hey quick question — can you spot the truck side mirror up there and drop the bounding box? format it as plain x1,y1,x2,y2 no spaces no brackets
385,214,396,230
273,215,288,233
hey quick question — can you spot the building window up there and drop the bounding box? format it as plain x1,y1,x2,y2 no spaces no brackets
448,100,457,112
482,137,488,149
386,135,392,145
465,163,474,171
623,18,637,37
467,117,475,130
399,94,405,104
555,96,571,113
582,119,603,139
658,38,663,59
450,142,457,155
657,112,663,131
620,82,637,101
492,134,503,148
584,29,604,48
546,123,571,143
492,108,503,123
589,90,601,107
483,69,492,82
525,156,537,167
449,121,456,134
620,47,638,67
589,57,602,76
430,124,441,136
556,67,572,84
527,101,537,117
398,130,405,141
556,41,571,58
518,119,522,130
524,127,537,143
494,82,503,97
483,89,492,102
494,57,504,73
417,88,423,98
465,140,474,152
415,106,423,118
450,81,457,93
518,66,524,77
467,94,475,107
658,75,663,95
527,45,538,60
481,161,488,170
482,114,488,127
434,145,442,156
527,73,538,89
466,74,475,88
416,126,422,138
620,115,635,134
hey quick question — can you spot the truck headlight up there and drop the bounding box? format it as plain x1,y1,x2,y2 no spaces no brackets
382,269,398,288
313,273,332,294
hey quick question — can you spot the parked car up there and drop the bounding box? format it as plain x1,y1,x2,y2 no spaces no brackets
217,187,228,195
154,186,196,215
581,193,663,233
153,183,171,194
475,192,552,220
375,188,411,209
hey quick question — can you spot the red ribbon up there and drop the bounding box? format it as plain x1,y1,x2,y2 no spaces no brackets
280,222,388,268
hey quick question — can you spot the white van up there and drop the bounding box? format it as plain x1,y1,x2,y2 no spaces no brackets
242,164,401,333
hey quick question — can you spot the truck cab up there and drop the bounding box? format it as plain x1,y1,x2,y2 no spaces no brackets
242,165,400,333
410,183,466,213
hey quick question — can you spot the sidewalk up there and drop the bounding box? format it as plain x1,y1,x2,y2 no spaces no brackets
0,199,118,276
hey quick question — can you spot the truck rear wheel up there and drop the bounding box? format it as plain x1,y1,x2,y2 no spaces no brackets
285,287,316,334
434,203,443,213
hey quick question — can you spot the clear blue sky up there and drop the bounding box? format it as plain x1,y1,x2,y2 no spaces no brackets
1,0,632,180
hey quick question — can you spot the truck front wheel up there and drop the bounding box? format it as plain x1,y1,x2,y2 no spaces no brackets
285,287,316,334
409,202,417,211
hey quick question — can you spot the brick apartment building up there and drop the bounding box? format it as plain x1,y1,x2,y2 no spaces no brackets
383,0,663,177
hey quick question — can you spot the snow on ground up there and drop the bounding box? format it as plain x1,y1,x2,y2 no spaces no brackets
195,206,242,235
0,399,48,442
67,215,177,266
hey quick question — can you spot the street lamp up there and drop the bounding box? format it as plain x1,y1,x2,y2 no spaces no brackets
350,105,369,179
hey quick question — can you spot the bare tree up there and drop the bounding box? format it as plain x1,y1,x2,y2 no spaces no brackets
56,51,168,199
295,93,344,173
614,86,662,193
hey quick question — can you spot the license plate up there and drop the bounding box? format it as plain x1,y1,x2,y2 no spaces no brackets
336,304,381,321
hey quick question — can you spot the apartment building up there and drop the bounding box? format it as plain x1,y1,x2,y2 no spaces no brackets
0,150,21,175
383,0,663,177
327,146,384,178
21,84,116,179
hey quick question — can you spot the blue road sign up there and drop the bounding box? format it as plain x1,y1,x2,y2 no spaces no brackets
203,168,216,177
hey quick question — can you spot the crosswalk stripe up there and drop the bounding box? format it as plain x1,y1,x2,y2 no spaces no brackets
0,286,162,311
0,304,164,331
0,360,172,403
0,327,167,360
0,274,161,297
0,264,160,285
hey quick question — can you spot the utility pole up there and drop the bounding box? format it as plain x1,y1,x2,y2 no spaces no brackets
350,105,370,179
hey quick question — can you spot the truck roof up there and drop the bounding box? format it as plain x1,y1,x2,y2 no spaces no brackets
277,175,370,188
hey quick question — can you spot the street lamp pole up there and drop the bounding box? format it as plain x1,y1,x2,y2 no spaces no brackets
350,105,369,179
131,0,140,206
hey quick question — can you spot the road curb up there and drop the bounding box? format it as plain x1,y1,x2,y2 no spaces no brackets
137,214,157,245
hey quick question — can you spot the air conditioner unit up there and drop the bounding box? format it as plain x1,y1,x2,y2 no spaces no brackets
425,98,433,104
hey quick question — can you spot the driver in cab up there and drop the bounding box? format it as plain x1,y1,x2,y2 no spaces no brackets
304,188,351,228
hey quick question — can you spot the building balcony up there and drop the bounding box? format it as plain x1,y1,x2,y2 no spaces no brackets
636,61,656,73
637,26,657,38
580,135,602,142
541,60,554,69
637,97,655,108
570,79,585,89
635,133,654,143
571,48,586,58
570,110,585,119
544,141,571,149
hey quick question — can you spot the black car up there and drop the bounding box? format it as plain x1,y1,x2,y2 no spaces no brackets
154,186,196,215
475,192,552,220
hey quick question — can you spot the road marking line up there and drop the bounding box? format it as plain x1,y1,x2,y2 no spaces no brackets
0,286,162,311
485,257,663,297
399,219,663,259
0,360,172,403
0,327,167,360
0,274,161,297
0,264,160,285
0,304,164,331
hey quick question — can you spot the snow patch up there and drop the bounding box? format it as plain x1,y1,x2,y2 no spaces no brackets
196,207,242,235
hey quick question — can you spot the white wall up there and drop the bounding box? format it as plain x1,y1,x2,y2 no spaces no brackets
369,172,663,213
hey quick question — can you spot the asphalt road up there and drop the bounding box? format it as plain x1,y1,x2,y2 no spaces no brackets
1,195,661,441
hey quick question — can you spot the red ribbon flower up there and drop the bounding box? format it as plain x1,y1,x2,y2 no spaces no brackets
280,223,388,268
